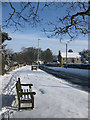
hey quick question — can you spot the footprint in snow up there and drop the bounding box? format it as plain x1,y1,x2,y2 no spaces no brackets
39,89,45,94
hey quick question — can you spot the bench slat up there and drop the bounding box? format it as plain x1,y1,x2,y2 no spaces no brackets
21,99,32,103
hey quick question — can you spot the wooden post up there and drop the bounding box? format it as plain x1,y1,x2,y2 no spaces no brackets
0,54,2,75
0,31,2,75
0,2,2,112
0,1,2,75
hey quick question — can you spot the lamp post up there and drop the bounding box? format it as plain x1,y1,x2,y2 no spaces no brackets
38,38,40,64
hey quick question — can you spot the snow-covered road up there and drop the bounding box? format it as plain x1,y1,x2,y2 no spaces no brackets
0,65,88,118
39,65,89,87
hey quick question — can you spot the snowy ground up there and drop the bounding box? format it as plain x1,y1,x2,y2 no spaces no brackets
0,65,88,118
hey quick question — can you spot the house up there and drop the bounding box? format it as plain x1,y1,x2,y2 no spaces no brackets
60,52,82,65
33,60,44,65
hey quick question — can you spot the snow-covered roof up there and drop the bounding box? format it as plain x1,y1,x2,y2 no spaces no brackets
61,52,81,58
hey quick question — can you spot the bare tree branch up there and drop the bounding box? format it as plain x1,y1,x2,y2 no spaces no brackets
44,2,89,40
2,2,90,39
2,2,40,30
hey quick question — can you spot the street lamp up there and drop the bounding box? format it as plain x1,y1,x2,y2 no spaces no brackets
38,38,41,64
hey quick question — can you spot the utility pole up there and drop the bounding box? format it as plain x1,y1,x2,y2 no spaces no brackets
66,43,67,68
65,40,72,68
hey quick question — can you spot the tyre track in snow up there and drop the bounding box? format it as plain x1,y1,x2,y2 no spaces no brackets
3,72,19,95
39,65,89,92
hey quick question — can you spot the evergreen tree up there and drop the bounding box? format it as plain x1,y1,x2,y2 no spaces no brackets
0,28,12,75
79,49,90,63
68,49,73,52
42,48,53,63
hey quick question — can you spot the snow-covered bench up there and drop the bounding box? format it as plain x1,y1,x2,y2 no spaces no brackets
16,78,36,110
31,65,38,70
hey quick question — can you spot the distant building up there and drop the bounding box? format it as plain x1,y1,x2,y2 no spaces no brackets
33,60,44,65
61,52,82,65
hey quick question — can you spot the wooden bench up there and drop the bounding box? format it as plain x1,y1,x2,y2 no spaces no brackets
16,78,36,110
31,65,38,70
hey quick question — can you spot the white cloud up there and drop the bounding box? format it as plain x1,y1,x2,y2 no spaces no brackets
5,32,88,55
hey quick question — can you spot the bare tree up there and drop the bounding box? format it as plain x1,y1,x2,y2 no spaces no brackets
43,2,90,40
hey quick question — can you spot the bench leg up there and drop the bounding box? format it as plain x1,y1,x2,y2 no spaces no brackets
32,98,34,109
18,102,20,110
31,95,34,109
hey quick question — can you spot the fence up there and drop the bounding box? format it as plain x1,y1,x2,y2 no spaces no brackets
8,64,25,72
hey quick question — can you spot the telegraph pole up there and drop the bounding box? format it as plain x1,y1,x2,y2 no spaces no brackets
66,43,67,68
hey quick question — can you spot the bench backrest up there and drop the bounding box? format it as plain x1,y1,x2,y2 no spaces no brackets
16,78,22,102
16,78,22,93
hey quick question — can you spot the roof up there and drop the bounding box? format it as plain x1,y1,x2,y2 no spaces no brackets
61,52,81,58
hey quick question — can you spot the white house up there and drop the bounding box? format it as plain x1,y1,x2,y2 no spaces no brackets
61,52,82,64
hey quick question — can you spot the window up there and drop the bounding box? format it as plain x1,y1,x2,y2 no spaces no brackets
72,58,75,63
80,58,82,61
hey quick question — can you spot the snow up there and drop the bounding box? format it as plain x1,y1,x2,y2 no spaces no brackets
61,52,81,58
0,65,88,118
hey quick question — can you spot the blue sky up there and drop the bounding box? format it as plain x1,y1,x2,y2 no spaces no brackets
2,2,88,55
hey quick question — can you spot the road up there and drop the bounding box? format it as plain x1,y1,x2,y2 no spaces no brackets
39,65,89,91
